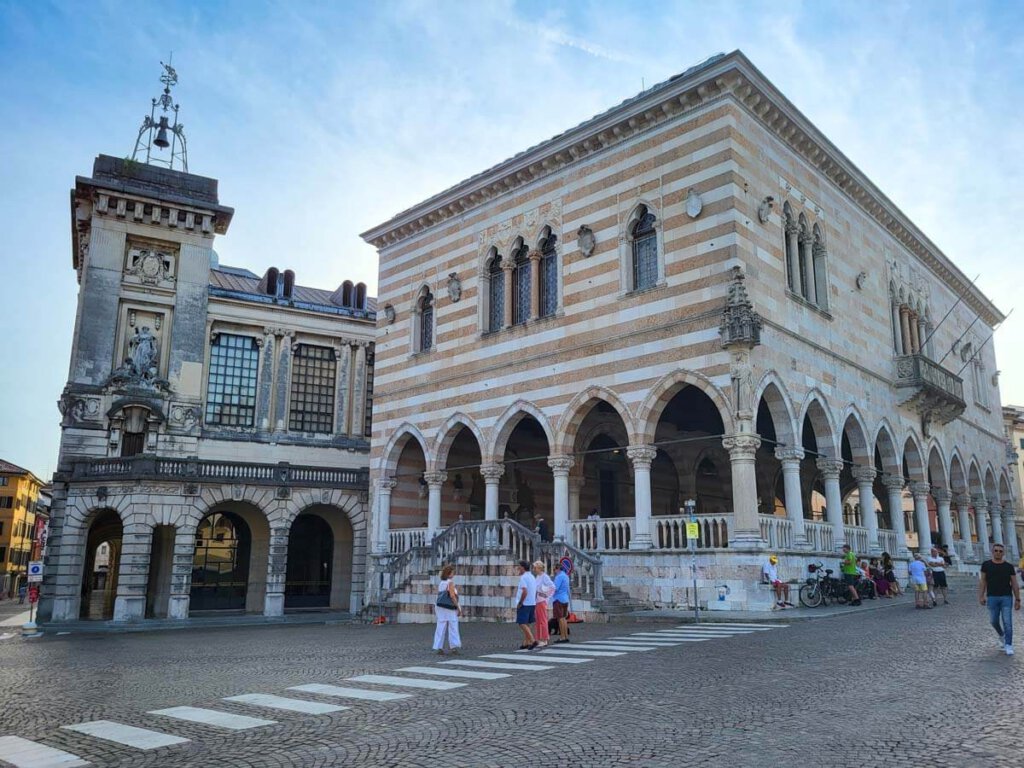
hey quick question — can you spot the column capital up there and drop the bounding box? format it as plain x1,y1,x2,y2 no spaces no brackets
501,259,515,273
990,504,1003,519
932,488,953,504
953,492,971,508
972,494,989,510
815,457,844,479
547,456,575,475
480,463,505,483
423,471,447,487
881,475,905,492
528,249,542,262
851,465,876,484
377,478,397,492
909,482,931,499
774,446,805,463
626,445,658,467
723,433,761,457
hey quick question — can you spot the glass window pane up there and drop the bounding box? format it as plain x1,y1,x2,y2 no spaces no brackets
205,334,260,428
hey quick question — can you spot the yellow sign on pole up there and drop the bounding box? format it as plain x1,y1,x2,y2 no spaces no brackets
686,522,699,540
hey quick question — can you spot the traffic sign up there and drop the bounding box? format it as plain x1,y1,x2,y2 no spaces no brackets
27,585,39,603
685,522,700,540
27,561,43,583
559,556,574,575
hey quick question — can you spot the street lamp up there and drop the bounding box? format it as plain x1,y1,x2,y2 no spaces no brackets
683,499,698,623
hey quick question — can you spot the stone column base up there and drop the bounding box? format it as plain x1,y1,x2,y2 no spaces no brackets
728,532,767,549
167,595,190,620
263,593,285,617
113,595,145,622
49,596,80,623
628,535,653,550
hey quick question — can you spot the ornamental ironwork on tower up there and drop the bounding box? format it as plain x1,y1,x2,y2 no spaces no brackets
131,61,189,172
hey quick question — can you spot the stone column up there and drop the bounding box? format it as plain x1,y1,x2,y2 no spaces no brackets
882,476,910,557
852,466,880,554
974,495,991,552
955,493,974,562
502,260,514,328
917,317,928,354
529,250,541,321
990,505,1004,546
800,234,816,303
909,313,921,354
548,456,574,541
113,522,152,622
910,482,932,552
168,524,197,619
424,471,447,539
899,307,912,356
352,343,368,438
774,447,808,547
932,488,956,560
890,300,903,355
375,479,397,553
817,457,845,549
724,433,764,547
334,342,352,436
785,222,800,291
627,446,657,550
480,464,504,522
1002,506,1018,558
263,524,289,617
273,331,295,431
255,330,275,431
568,475,584,524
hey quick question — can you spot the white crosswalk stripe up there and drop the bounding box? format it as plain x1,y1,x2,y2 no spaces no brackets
148,706,276,730
442,659,554,671
693,623,785,629
287,684,412,701
575,643,657,651
62,720,189,750
482,653,591,664
0,736,88,768
534,648,625,657
223,694,347,714
628,633,713,641
607,638,684,645
347,674,466,690
395,666,510,680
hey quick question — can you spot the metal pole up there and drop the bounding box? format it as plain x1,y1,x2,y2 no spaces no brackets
690,538,698,624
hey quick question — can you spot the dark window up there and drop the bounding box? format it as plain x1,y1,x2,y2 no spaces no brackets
0,547,5,563
121,431,145,457
0,521,3,536
631,206,658,290
0,497,13,509
364,343,375,438
0,477,7,486
488,256,504,332
205,334,260,428
1019,438,1024,450
539,233,558,318
419,290,434,351
289,344,337,433
512,244,531,325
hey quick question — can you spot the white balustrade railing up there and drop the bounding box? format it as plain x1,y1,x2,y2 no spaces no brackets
845,525,869,556
953,540,974,562
387,527,429,554
803,520,834,553
759,515,792,550
876,530,900,556
569,515,733,552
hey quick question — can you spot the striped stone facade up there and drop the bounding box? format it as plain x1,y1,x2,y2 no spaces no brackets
364,52,1016,612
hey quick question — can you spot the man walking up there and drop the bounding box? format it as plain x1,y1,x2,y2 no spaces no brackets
979,543,1021,656
926,546,948,605
514,560,538,650
840,544,862,606
551,562,571,643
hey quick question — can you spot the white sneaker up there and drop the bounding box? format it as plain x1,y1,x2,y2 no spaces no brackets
1006,645,1015,656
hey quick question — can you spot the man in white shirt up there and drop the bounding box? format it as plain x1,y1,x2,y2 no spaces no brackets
515,560,538,650
762,555,792,609
926,546,948,605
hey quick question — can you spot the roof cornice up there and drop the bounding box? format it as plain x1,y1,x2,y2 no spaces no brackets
361,51,1002,327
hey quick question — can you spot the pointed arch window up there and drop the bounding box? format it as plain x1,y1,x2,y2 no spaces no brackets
512,242,531,325
631,206,658,291
418,288,434,352
487,252,504,333
539,230,558,318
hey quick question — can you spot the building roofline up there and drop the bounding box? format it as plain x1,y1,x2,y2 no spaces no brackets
360,50,1003,327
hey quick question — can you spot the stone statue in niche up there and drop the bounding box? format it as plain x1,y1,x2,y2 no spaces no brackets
130,327,158,377
106,324,170,392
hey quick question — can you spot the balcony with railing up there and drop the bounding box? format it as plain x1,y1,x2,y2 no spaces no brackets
894,354,965,424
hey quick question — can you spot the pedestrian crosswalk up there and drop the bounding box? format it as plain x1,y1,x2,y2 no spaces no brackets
1,622,783,765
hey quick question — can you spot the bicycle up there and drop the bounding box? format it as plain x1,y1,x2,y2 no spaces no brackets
798,562,850,608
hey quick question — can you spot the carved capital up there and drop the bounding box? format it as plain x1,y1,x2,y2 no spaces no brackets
626,446,658,468
480,463,505,483
547,456,575,475
931,488,952,505
989,505,1002,521
881,476,906,492
423,471,447,487
723,433,761,457
774,446,804,463
909,482,931,499
953,492,971,508
377,478,398,493
815,457,844,480
972,494,989,510
851,465,876,485
528,250,542,262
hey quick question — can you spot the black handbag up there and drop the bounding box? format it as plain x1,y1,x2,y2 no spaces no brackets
436,589,458,610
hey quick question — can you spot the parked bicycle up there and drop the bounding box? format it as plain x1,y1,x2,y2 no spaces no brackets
798,562,849,608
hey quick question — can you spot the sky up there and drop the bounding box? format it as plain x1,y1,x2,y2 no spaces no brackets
1,0,1022,480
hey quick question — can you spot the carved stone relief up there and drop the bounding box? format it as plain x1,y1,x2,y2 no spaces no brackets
106,307,170,392
124,242,176,289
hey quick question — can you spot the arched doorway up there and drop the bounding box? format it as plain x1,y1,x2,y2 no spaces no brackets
285,514,333,609
442,425,484,524
80,510,122,620
501,415,552,529
190,511,251,612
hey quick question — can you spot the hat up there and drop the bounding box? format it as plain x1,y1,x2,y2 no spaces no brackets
768,555,778,564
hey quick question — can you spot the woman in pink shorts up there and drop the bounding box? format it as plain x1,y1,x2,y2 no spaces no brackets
532,561,555,648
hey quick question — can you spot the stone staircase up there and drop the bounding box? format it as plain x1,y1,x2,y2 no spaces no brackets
592,582,655,617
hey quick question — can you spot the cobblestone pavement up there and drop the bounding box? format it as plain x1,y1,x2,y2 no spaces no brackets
0,597,1021,767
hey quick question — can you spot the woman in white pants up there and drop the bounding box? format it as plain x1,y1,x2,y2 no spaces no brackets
433,563,462,654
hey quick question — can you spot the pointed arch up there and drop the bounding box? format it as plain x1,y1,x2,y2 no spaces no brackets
555,385,637,456
968,459,984,496
489,400,555,459
381,423,431,476
984,465,999,501
949,451,967,493
798,390,837,458
753,372,798,447
873,421,901,475
999,471,1012,505
902,433,926,483
927,443,948,490
636,369,734,443
432,412,487,470
839,406,871,463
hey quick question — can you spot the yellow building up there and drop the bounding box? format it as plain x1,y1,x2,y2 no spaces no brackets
0,460,44,599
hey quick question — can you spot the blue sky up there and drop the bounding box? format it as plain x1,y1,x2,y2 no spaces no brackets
1,0,1022,479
